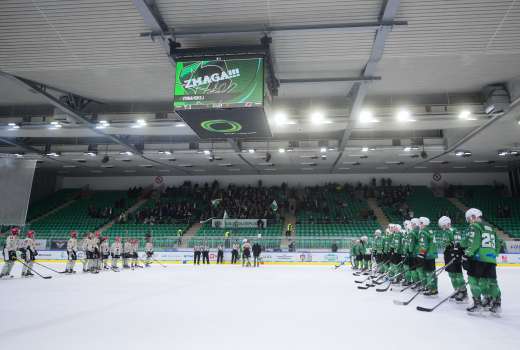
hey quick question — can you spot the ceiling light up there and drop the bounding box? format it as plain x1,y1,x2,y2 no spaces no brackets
84,152,97,157
131,119,147,128
175,123,186,127
8,122,16,126
458,110,475,120
320,147,327,153
310,111,326,125
50,121,59,125
119,151,133,156
455,150,472,157
95,120,109,129
203,150,211,155
359,109,378,123
248,149,255,154
7,123,20,130
498,150,509,157
278,148,285,153
49,122,62,129
274,111,288,125
396,109,416,122
46,152,60,157
14,153,24,158
361,147,369,152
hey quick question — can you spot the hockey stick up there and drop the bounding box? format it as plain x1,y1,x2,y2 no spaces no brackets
16,259,52,279
393,259,455,305
416,282,469,312
32,260,62,274
151,257,167,268
399,258,455,293
376,270,407,292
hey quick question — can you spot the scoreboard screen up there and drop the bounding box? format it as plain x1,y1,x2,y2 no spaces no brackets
174,57,264,109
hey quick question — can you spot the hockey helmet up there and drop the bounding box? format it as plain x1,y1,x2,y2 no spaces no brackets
95,231,101,237
115,236,121,242
26,230,35,238
411,218,421,227
11,227,20,235
419,217,430,227
465,208,482,222
438,216,451,228
374,229,382,236
70,231,78,238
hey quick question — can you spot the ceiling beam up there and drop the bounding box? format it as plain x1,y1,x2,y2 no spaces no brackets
140,20,408,38
0,71,189,174
336,0,403,154
279,76,381,84
132,0,176,66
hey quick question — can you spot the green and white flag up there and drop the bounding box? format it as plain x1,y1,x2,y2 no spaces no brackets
271,200,278,212
223,210,229,220
211,198,222,207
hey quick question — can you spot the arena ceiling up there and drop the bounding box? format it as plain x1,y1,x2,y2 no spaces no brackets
0,0,520,176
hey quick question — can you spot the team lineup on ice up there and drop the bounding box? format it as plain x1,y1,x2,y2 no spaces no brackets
1,208,518,350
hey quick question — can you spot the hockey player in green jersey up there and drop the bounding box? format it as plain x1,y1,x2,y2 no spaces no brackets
373,229,384,272
388,224,403,283
438,216,468,302
464,208,502,315
381,227,393,274
401,220,413,286
351,239,362,270
409,218,421,286
417,217,438,296
360,236,372,272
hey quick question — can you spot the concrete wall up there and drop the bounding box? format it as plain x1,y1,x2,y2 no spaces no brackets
59,172,509,190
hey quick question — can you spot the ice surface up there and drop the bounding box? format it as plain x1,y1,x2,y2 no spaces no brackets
0,263,519,350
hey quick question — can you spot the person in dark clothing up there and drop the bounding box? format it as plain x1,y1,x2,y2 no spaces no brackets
231,242,239,264
193,245,201,265
217,245,224,264
202,242,210,264
252,241,262,267
331,242,338,253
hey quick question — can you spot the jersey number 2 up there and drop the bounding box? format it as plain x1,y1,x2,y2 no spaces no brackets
481,232,495,249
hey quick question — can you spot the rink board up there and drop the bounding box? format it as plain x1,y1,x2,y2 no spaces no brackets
9,250,520,266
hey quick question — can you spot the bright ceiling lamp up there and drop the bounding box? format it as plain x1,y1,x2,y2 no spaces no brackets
131,119,147,128
310,111,328,125
278,148,286,153
458,110,476,120
273,111,288,125
396,109,416,122
359,109,378,123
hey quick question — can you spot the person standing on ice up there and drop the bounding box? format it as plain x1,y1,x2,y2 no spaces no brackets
401,221,414,286
80,233,89,272
21,230,37,277
242,239,252,267
417,217,438,296
123,238,132,269
85,232,98,273
252,240,262,267
202,241,210,264
64,231,78,274
111,236,123,271
145,236,154,267
131,239,142,268
360,236,372,272
0,227,20,278
100,237,110,270
464,208,502,315
438,216,467,302
373,229,383,272
231,242,239,264
193,244,201,265
409,218,421,287
216,244,224,264
388,224,403,283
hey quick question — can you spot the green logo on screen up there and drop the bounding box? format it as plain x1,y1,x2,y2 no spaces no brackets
200,120,242,133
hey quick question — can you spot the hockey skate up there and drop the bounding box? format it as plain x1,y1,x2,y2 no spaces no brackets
466,298,482,315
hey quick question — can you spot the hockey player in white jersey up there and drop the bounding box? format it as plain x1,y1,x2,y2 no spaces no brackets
64,231,78,274
80,234,89,272
85,232,98,273
123,238,132,269
131,239,142,268
100,237,110,270
93,231,102,272
145,237,153,267
111,236,123,271
21,230,38,277
242,239,252,267
1,227,20,278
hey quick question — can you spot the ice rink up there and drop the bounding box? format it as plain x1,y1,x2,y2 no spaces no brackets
1,263,519,350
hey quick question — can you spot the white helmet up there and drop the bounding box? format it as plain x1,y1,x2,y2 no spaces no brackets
374,229,382,236
242,239,247,244
419,217,430,227
438,216,451,228
465,208,483,222
403,220,411,230
361,235,368,242
394,224,402,232
411,218,421,227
